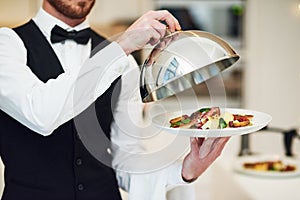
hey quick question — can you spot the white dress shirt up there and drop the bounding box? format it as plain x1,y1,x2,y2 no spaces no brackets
0,8,192,200
0,8,128,136
110,59,192,200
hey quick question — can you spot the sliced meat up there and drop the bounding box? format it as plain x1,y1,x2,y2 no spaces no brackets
193,107,220,129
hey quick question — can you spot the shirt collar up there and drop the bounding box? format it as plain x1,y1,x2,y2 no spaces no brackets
32,8,90,39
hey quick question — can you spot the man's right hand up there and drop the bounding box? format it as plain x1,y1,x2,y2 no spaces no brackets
116,10,181,55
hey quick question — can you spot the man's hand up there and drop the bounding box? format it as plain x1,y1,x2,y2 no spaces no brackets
116,10,181,55
181,137,230,182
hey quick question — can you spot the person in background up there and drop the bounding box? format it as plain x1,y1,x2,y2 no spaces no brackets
0,0,229,199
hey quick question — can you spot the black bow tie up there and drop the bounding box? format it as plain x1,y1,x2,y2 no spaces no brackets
50,25,91,44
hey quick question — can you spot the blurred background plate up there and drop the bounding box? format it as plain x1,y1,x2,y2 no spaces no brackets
233,155,300,178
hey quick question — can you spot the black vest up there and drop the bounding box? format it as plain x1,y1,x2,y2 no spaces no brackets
0,20,122,200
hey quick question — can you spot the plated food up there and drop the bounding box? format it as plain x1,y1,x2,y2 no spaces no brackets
153,108,271,137
234,155,300,178
169,107,254,129
243,160,297,172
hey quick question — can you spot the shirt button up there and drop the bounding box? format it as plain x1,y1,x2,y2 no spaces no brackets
107,148,112,155
76,158,83,166
78,183,84,191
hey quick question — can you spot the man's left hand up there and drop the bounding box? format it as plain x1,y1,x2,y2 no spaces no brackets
181,137,230,182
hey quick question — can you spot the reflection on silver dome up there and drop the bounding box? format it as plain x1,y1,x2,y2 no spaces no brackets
140,30,240,103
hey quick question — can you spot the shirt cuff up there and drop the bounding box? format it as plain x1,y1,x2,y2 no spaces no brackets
167,161,189,190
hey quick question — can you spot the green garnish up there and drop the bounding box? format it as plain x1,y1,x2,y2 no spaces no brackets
219,117,227,129
172,121,183,126
199,108,211,113
181,119,191,124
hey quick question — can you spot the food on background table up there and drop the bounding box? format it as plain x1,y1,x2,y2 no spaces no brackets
243,160,297,172
169,107,254,129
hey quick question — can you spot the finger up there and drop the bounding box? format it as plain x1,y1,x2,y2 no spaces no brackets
190,137,199,155
150,20,167,38
147,28,162,45
212,137,229,150
218,137,230,150
198,137,229,159
147,10,181,32
217,137,230,147
211,137,225,149
208,137,230,157
199,138,215,159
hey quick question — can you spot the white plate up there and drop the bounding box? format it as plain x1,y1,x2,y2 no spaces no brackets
152,108,272,137
233,155,300,178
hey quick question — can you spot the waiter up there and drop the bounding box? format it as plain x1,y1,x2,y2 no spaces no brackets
0,0,229,199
